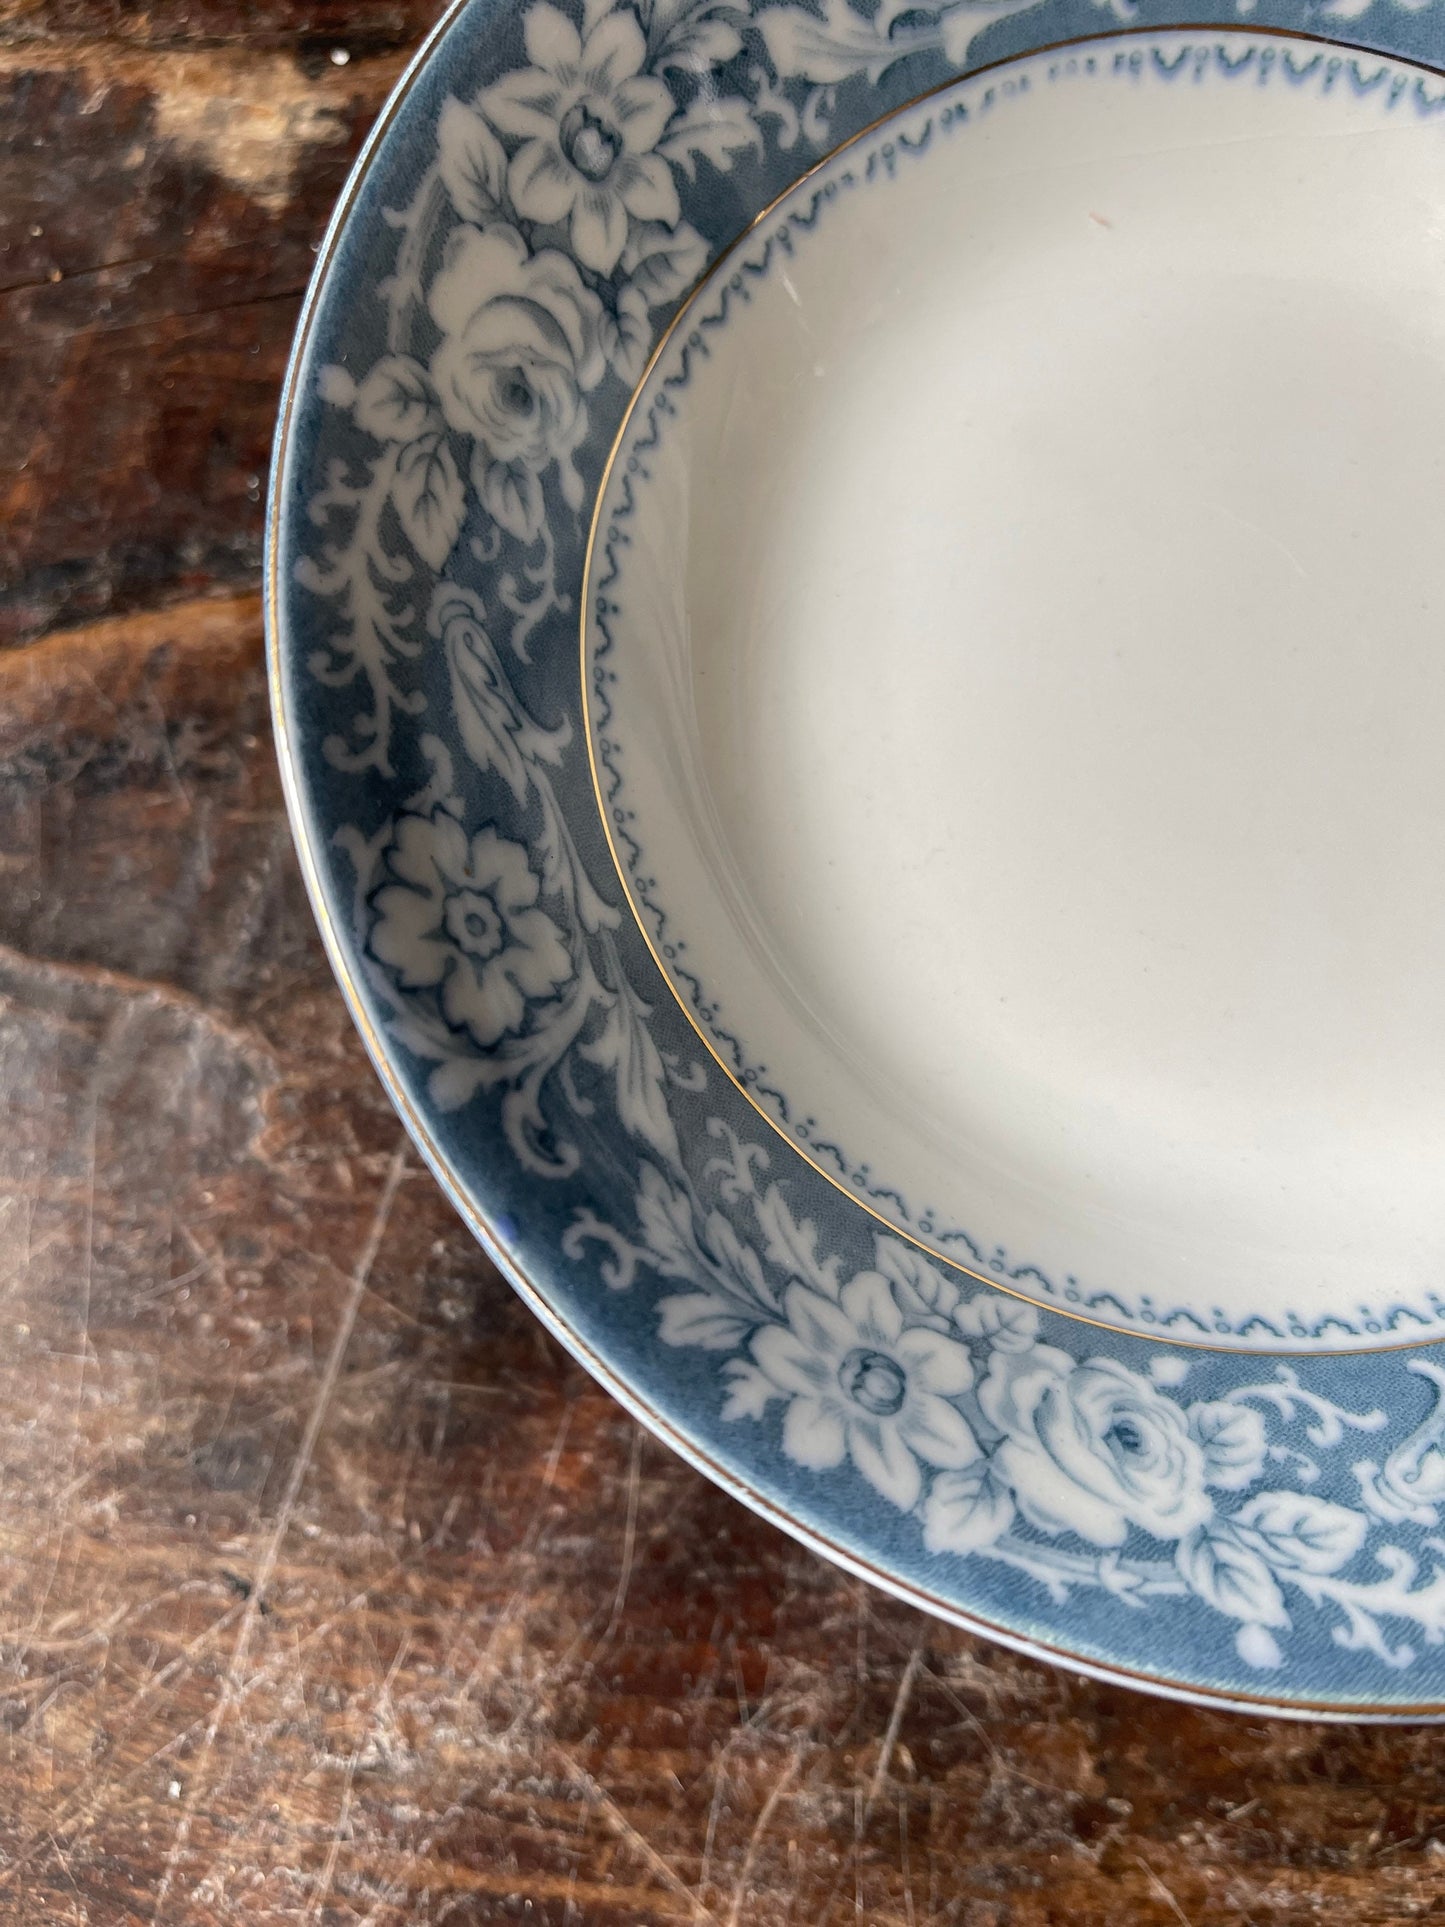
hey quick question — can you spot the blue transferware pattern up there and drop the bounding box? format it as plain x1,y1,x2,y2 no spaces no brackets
271,0,1445,1711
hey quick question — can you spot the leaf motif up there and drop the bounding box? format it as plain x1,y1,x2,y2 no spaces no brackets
318,363,357,407
391,432,465,570
939,0,1029,69
874,1239,959,1324
1189,1401,1268,1491
657,96,763,182
602,284,653,385
354,355,440,443
703,1210,777,1312
756,0,903,84
442,587,570,807
583,981,681,1164
658,1291,755,1350
922,1461,1013,1556
621,222,708,310
655,12,743,70
428,1054,492,1111
562,1210,649,1290
721,1357,778,1422
1235,1623,1284,1670
1176,1524,1289,1627
952,1291,1039,1354
642,0,737,59
633,1162,701,1278
478,457,545,544
438,95,507,222
753,1183,842,1298
1231,1492,1369,1575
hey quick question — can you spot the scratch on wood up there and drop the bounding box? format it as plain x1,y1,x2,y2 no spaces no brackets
602,1424,643,1646
540,1398,574,1490
866,1644,923,1814
917,1662,1075,1801
728,1638,751,1728
554,1746,721,1926
697,1752,728,1907
327,1622,414,1829
17,1077,99,1687
897,1787,916,1927
445,1395,583,1708
725,1750,800,1927
1135,1855,1196,1926
152,1141,409,1919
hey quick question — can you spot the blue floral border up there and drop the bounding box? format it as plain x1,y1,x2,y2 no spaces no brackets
271,0,1445,1713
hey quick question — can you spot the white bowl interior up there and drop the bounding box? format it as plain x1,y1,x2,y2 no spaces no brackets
588,39,1445,1348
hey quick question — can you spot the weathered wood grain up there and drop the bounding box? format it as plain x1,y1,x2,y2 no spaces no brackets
0,2,439,52
0,35,409,647
4,9,1445,1924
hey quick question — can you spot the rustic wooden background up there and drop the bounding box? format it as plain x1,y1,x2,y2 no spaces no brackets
3,4,1445,1921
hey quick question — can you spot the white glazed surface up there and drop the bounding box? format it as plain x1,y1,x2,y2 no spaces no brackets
590,50,1445,1348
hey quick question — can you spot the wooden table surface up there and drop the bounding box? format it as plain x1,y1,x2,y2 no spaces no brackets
5,7,1445,1921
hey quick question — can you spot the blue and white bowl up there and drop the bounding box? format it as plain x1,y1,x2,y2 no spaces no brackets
269,0,1445,1716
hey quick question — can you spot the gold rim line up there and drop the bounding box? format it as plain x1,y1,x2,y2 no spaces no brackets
265,12,1445,1718
581,20,1445,1358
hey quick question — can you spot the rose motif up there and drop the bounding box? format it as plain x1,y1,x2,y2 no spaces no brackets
749,1272,977,1510
980,1350,1211,1547
429,223,606,513
481,4,681,273
370,810,572,1048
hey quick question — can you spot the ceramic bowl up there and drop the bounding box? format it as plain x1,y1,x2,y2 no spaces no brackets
270,0,1445,1715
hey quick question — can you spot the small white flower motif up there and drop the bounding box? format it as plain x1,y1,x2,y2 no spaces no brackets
371,810,572,1047
482,4,682,274
749,1273,978,1509
980,1350,1212,1548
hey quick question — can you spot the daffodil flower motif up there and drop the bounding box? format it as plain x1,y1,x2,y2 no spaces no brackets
482,4,682,274
370,811,572,1048
749,1273,978,1509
